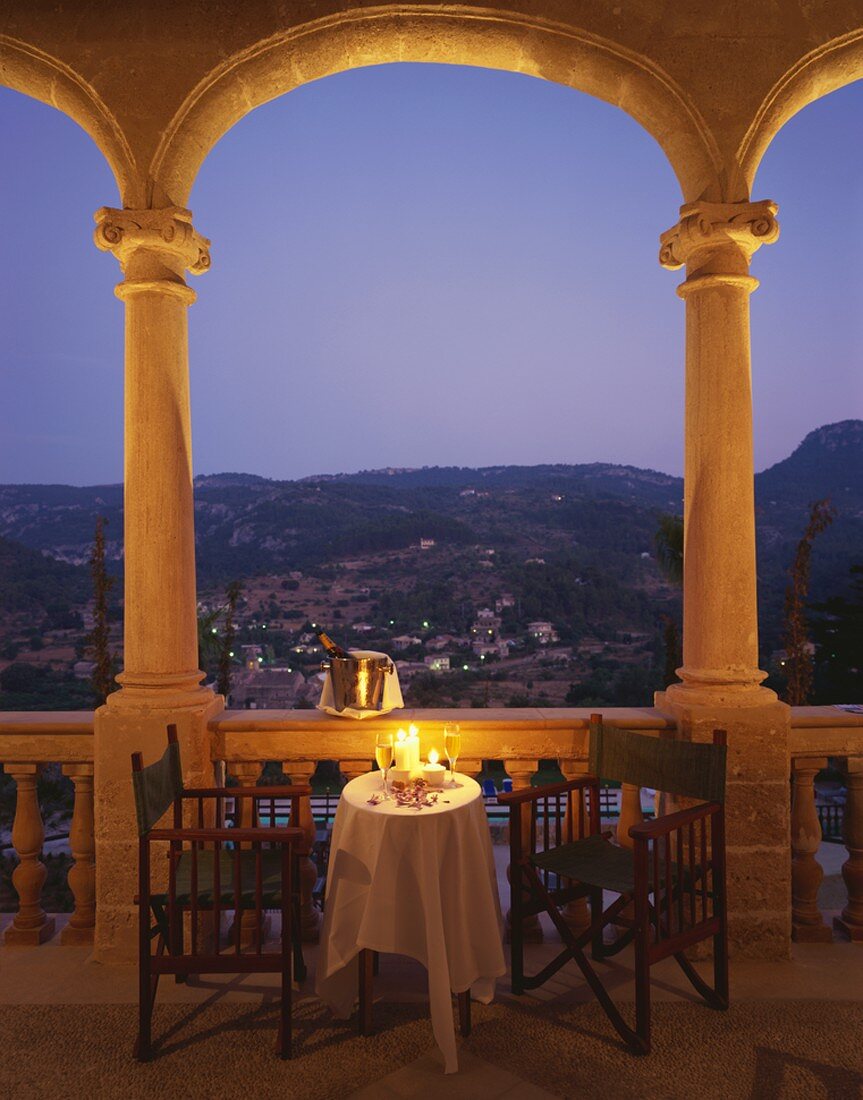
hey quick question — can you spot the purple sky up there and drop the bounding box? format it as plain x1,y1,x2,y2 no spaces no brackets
1,64,861,486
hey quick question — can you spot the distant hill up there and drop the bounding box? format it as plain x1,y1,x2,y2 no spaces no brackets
0,535,90,615
0,421,860,652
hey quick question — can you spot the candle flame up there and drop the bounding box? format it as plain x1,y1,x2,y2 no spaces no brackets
397,729,406,742
428,748,439,765
408,723,419,737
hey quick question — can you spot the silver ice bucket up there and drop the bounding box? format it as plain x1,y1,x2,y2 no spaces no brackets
321,651,394,713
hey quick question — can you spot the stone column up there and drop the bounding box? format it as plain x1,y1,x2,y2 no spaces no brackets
835,758,863,941
657,200,792,959
61,764,96,945
659,200,779,705
92,206,222,963
4,765,54,945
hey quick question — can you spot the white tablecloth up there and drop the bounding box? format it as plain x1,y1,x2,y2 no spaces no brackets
315,771,506,1072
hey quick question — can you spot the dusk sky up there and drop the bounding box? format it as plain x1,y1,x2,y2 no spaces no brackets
1,64,860,487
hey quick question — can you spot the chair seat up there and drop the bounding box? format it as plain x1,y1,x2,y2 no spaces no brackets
532,834,706,897
152,849,288,909
532,834,637,894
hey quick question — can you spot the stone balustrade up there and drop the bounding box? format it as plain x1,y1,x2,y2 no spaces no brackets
2,705,863,952
0,712,96,945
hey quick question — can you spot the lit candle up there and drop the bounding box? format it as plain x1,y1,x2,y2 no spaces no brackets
423,748,446,787
393,728,410,771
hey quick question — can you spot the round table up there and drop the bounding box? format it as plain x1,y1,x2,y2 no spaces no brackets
315,771,506,1073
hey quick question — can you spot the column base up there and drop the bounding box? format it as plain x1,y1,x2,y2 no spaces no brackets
663,673,777,710
108,670,209,709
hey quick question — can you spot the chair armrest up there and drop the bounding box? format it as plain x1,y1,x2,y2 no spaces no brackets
148,826,305,843
628,801,721,840
497,775,598,805
181,785,312,799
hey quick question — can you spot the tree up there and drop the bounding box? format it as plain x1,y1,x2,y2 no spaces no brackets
89,516,116,705
217,581,242,698
654,514,683,586
811,563,863,704
655,514,683,685
782,498,836,706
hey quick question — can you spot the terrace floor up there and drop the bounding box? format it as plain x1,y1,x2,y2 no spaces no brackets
1,844,861,1099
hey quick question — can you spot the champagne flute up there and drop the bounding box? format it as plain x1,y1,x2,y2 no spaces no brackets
443,722,461,787
375,732,394,798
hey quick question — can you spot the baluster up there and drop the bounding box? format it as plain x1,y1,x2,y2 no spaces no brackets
340,760,373,785
559,758,590,933
791,757,832,942
4,765,55,945
226,761,266,948
834,757,863,942
60,764,95,945
283,760,321,942
616,783,644,849
504,759,542,943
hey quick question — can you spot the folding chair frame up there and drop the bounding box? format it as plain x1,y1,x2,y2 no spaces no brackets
501,725,728,1054
132,725,309,1061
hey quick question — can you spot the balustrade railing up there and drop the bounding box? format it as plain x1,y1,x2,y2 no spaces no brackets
2,705,863,951
0,713,95,945
790,714,863,943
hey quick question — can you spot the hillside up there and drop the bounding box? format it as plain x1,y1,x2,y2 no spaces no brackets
0,421,860,658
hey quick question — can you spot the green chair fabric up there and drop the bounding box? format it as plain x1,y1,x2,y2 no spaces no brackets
532,834,708,897
132,740,183,836
152,849,287,909
590,724,726,804
532,834,636,894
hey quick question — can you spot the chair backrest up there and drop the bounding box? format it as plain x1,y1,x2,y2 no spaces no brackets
589,722,726,804
131,735,183,836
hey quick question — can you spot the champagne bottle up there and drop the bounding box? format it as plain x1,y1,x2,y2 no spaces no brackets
316,628,349,659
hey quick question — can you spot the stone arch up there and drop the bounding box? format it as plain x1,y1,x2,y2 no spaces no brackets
0,35,135,202
737,29,863,195
150,6,724,208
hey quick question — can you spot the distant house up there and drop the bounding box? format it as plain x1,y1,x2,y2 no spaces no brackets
525,557,546,566
424,655,451,672
391,635,422,651
471,608,501,641
528,621,558,645
419,538,436,550
73,660,96,680
229,667,306,710
240,644,264,670
352,622,374,634
495,593,516,613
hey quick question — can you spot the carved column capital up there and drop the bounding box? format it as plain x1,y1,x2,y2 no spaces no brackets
659,200,779,273
94,206,210,301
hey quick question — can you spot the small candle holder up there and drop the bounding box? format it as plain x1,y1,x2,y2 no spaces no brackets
422,749,446,788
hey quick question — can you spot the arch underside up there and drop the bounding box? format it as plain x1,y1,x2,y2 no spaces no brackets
1,7,862,210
